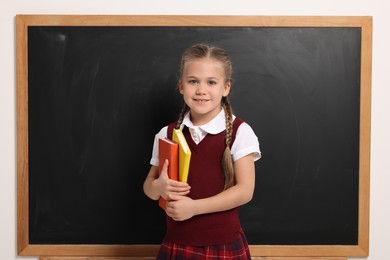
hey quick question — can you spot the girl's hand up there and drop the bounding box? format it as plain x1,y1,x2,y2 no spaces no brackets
165,194,195,221
154,159,191,200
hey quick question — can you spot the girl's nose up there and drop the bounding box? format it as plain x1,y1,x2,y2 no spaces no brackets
195,83,206,95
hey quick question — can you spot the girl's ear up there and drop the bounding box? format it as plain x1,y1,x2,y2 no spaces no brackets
178,81,184,94
223,82,231,97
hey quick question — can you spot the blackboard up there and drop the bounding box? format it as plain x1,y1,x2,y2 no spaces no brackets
17,15,372,258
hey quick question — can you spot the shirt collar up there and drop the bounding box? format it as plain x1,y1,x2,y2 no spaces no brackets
181,109,235,135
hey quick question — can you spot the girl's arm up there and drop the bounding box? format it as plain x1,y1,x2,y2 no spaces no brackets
143,159,191,201
165,154,255,221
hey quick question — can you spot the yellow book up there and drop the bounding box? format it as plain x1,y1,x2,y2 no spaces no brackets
172,128,191,183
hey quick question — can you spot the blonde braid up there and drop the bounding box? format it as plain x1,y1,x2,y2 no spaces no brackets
221,97,235,190
175,103,190,129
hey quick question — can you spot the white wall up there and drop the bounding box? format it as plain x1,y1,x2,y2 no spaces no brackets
1,0,389,259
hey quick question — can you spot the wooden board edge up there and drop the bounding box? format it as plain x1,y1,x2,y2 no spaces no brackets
16,14,30,255
15,14,372,27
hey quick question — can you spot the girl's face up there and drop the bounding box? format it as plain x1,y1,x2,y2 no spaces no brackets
179,58,231,126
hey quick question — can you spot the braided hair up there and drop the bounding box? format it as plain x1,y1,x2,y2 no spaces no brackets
176,44,235,190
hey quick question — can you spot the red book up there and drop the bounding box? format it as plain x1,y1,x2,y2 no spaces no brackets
158,138,179,210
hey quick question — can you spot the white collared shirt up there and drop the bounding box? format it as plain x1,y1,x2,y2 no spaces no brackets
150,109,261,166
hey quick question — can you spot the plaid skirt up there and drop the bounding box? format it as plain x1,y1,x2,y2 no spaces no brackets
156,229,251,260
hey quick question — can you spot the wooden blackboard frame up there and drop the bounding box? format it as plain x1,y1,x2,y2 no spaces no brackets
16,15,372,259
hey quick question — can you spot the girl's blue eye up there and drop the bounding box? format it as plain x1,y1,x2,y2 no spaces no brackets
208,81,217,85
189,80,197,84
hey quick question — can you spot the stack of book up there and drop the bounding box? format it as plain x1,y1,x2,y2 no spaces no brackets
158,128,191,210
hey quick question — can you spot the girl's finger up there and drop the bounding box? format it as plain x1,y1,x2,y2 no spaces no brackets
168,180,190,187
160,159,169,176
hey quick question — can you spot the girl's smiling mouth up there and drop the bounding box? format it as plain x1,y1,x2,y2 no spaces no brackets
193,98,209,103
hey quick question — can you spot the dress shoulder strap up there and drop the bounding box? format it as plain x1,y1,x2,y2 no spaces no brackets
231,117,245,148
167,123,176,140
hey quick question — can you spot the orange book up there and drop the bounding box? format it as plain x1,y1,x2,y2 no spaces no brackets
158,138,179,210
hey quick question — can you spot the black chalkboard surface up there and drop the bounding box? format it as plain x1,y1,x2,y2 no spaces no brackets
17,15,372,258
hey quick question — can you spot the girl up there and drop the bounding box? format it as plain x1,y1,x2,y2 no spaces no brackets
143,43,261,259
